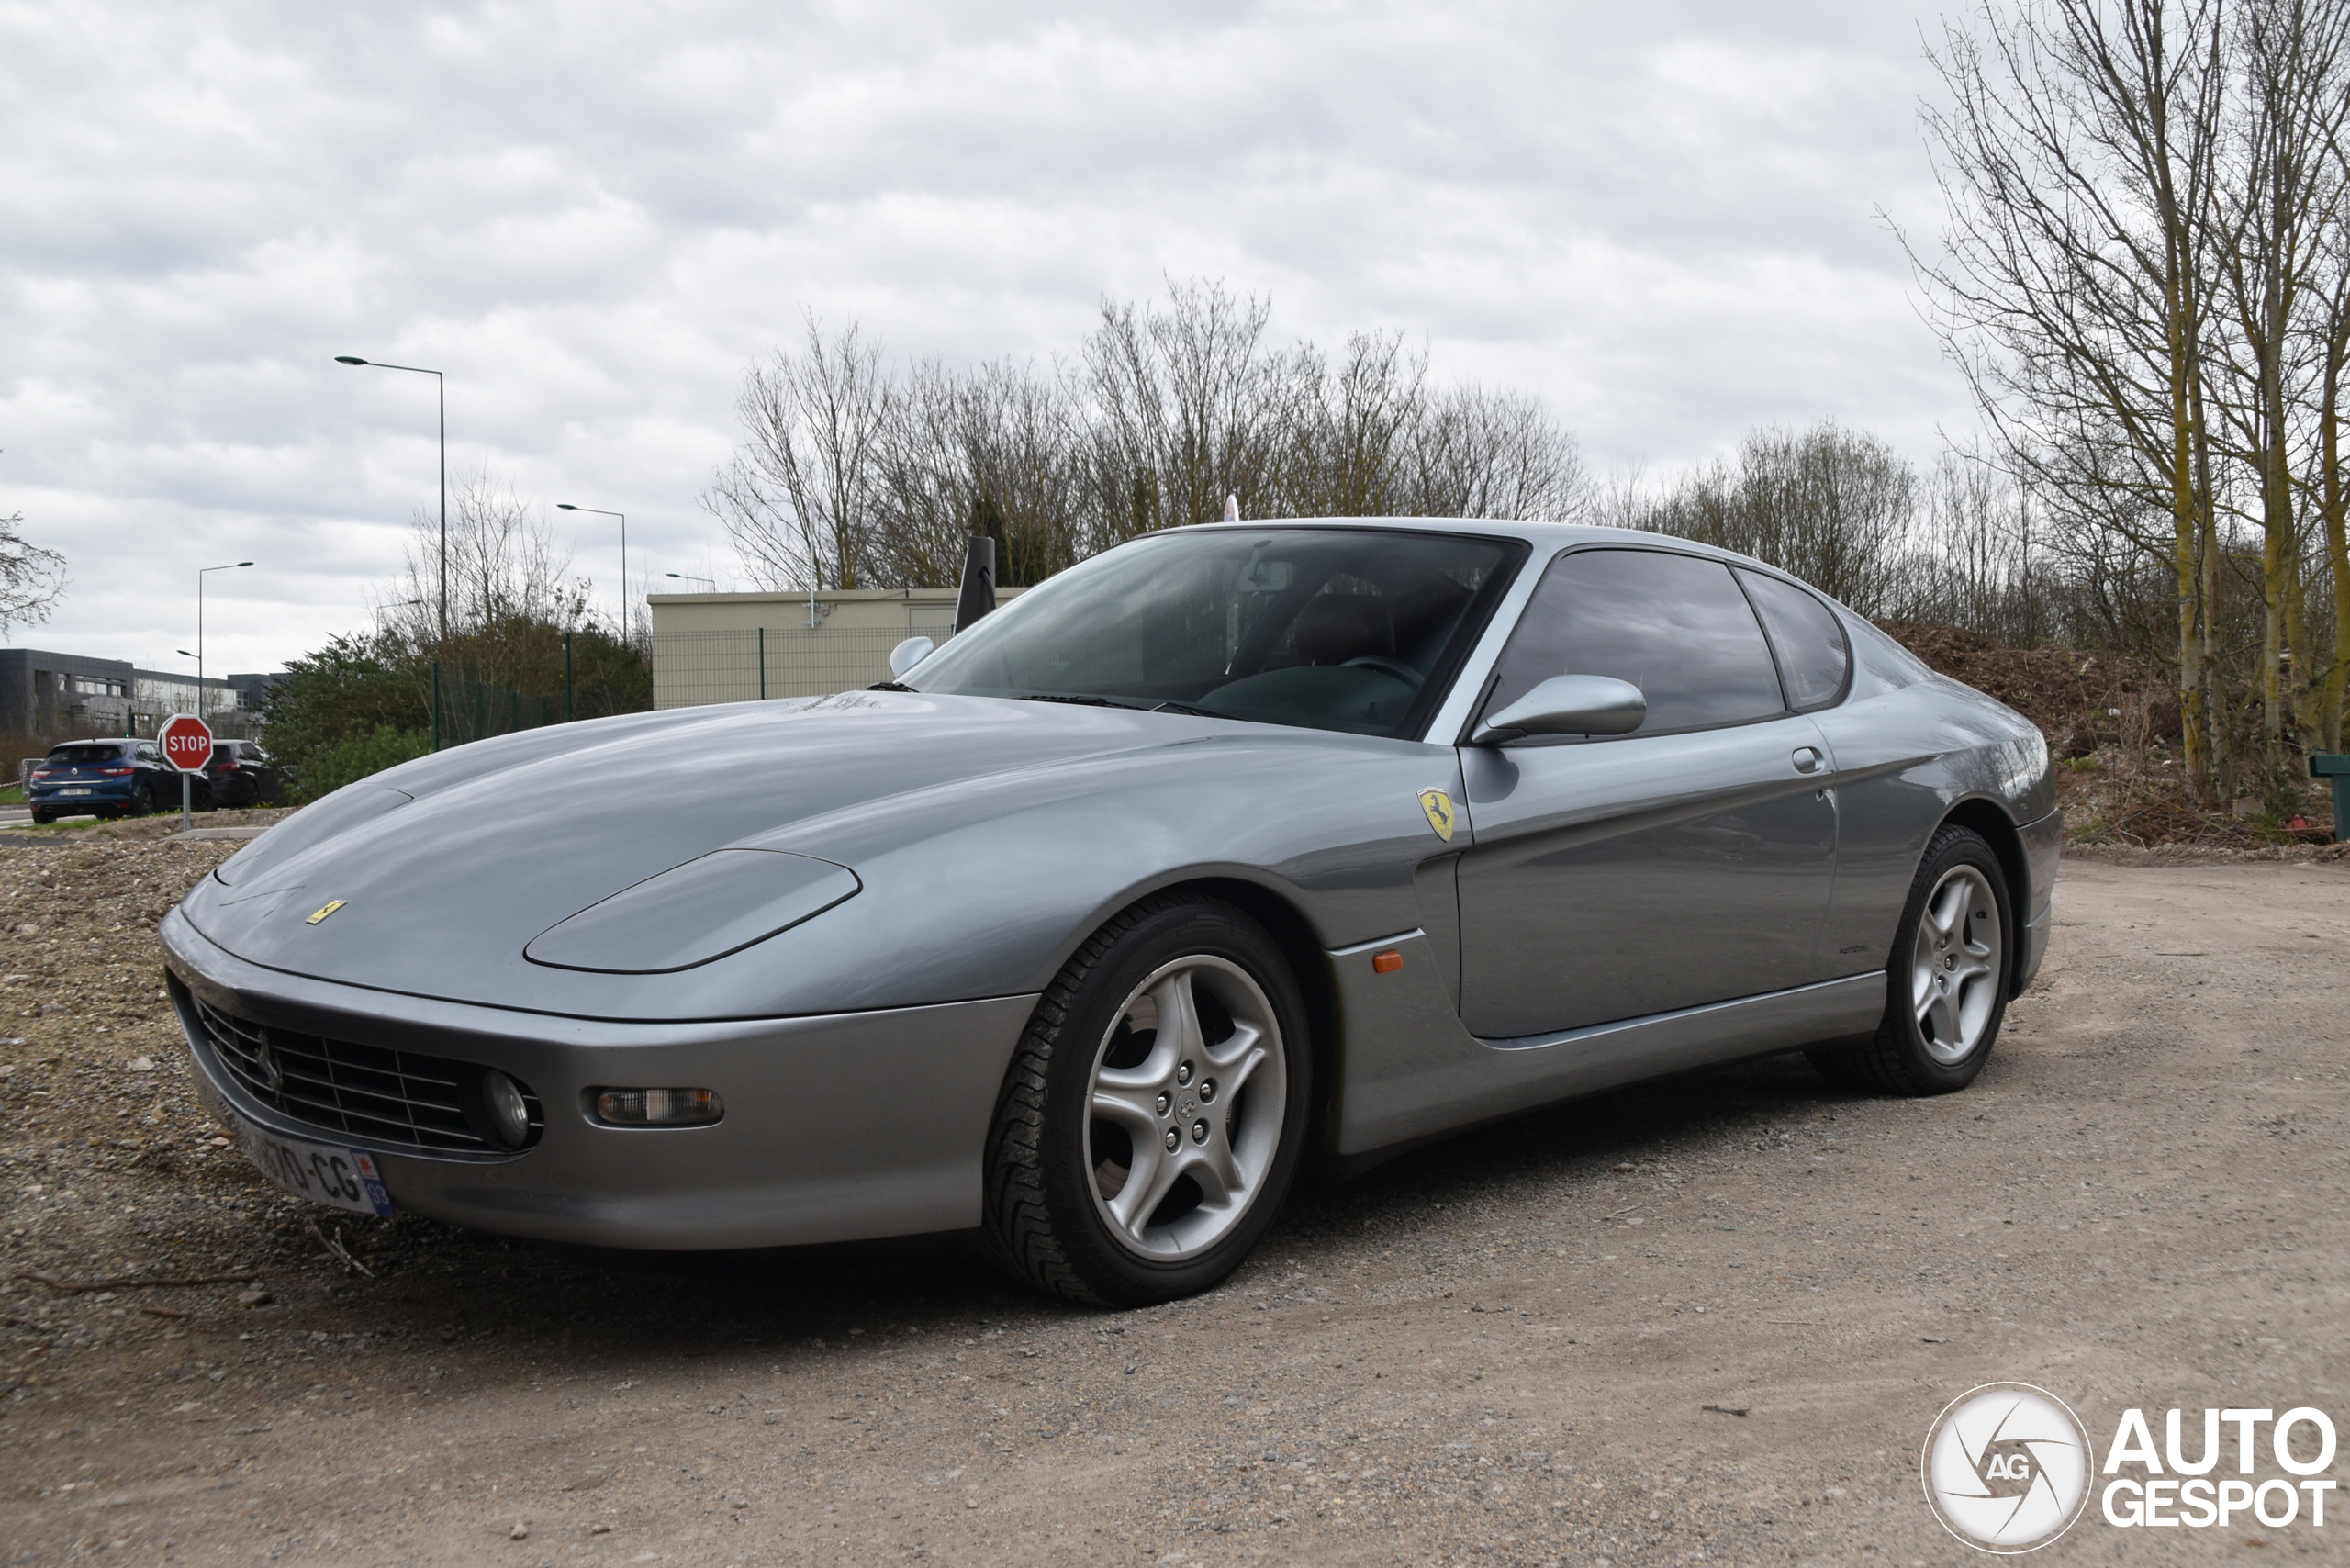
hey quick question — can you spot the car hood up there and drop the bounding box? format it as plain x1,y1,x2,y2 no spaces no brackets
174,691,1455,1021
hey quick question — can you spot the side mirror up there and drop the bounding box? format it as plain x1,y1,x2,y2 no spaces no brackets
1471,674,1647,745
887,636,934,679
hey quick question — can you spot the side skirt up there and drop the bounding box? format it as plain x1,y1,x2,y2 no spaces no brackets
1325,930,1887,1159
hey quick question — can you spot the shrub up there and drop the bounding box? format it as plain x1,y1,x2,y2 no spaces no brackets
297,726,431,802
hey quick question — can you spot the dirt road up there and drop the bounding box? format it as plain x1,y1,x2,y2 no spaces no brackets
2,841,2344,1565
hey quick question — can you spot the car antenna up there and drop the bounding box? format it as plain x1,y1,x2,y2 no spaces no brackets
1223,495,1239,521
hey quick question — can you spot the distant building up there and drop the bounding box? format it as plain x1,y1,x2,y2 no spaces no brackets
646,587,1027,709
0,647,273,742
225,671,288,712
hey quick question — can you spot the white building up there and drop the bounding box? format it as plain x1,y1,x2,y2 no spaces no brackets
647,587,1024,709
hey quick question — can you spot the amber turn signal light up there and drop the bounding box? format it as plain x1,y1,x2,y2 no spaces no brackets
1372,950,1403,974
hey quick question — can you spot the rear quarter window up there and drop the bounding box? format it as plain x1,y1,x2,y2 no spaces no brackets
1845,616,1934,692
1735,569,1851,711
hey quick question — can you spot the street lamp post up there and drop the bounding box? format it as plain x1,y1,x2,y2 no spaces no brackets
665,572,717,589
198,561,254,719
338,355,446,748
556,504,629,638
335,357,445,643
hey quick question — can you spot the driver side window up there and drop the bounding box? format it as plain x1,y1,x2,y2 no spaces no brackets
1484,548,1785,735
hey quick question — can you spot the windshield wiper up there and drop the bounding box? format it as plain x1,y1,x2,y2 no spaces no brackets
1015,691,1220,717
1016,691,1146,710
867,680,916,692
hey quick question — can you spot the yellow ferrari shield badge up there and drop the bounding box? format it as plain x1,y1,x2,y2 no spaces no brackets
305,900,346,925
1417,788,1456,843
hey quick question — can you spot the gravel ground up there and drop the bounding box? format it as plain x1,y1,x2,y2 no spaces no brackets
0,834,2344,1566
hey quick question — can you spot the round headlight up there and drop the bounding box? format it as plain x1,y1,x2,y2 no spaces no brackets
481,1070,532,1149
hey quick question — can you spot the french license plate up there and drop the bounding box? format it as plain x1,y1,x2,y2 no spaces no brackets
60,787,91,796
229,1114,396,1216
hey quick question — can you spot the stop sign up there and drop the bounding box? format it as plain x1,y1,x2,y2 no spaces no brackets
158,713,213,773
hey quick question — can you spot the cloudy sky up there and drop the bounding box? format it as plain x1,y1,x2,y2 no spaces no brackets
0,0,1977,678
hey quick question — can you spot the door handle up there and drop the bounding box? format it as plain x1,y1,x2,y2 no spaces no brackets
1791,746,1824,775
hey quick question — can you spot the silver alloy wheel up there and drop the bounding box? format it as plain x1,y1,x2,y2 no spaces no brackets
1910,864,2003,1065
1083,955,1287,1261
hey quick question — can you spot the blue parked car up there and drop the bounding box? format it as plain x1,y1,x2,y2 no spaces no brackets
27,738,181,823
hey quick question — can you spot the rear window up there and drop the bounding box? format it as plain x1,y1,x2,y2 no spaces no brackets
48,744,126,766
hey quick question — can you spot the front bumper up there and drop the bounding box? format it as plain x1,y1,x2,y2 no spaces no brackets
2015,805,2063,992
161,909,1035,1250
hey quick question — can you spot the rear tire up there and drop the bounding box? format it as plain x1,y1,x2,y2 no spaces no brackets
980,894,1313,1307
30,810,54,825
1807,823,2012,1095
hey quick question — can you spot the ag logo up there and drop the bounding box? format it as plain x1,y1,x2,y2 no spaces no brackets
1921,1383,2093,1552
1417,788,1456,842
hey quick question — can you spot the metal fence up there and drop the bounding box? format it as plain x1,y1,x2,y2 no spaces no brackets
436,673,572,746
653,611,959,710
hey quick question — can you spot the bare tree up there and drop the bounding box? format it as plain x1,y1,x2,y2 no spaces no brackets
1407,386,1591,522
703,315,893,591
377,468,597,690
1276,330,1430,517
708,280,1589,593
2205,0,2350,766
1617,424,1920,615
1912,0,2232,797
0,507,66,637
1077,279,1308,536
2313,185,2350,745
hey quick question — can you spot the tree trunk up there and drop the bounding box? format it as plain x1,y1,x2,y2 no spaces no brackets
2172,282,2211,800
2326,349,2350,750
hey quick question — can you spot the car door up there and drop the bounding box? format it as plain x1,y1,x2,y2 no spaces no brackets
135,743,168,803
1453,546,1840,1039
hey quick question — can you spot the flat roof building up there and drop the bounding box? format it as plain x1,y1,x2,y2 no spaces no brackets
646,587,1025,709
0,647,260,742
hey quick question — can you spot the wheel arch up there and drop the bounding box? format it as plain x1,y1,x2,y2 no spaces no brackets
1106,875,1344,1159
1936,796,2030,996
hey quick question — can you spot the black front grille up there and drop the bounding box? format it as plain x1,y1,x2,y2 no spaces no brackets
191,995,542,1155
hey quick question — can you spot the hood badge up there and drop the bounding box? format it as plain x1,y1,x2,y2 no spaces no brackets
305,900,346,925
1417,788,1456,842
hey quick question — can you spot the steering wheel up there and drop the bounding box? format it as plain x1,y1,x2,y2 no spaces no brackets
1342,655,1425,690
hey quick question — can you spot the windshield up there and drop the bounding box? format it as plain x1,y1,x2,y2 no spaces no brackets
906,527,1523,738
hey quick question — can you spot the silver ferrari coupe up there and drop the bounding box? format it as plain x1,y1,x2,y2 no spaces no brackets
162,520,2058,1305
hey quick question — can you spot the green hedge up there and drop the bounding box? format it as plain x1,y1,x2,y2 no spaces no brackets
298,726,431,802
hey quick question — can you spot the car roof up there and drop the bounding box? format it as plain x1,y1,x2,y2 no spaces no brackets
1168,517,1778,573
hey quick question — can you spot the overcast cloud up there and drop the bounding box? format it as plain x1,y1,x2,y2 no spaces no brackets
0,0,1973,677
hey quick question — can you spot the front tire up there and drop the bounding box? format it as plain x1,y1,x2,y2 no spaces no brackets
981,895,1313,1306
1807,823,2012,1095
